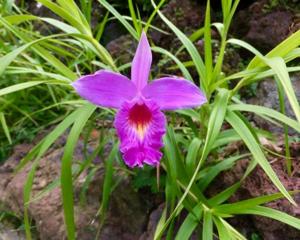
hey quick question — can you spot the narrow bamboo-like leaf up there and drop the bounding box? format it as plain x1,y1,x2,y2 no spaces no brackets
198,154,245,191
175,203,203,240
204,0,213,85
228,39,300,123
221,218,247,240
37,0,90,35
0,81,45,97
213,217,233,240
128,0,140,35
228,104,300,133
176,109,201,121
225,110,295,205
237,206,300,230
0,17,77,80
209,157,256,207
0,32,66,75
212,129,241,148
23,108,84,239
202,210,213,240
95,11,109,41
98,0,138,39
61,104,96,240
144,0,165,33
185,138,201,176
209,182,241,206
152,46,193,81
266,57,300,123
248,29,300,69
79,168,97,206
154,207,167,240
215,217,247,240
202,89,229,160
275,78,292,175
99,142,119,223
211,0,240,86
4,14,38,24
0,112,12,144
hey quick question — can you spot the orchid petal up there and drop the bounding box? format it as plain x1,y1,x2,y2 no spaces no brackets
72,70,137,109
142,77,207,110
131,32,152,91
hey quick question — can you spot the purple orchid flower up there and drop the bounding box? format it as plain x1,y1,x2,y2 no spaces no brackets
72,32,206,168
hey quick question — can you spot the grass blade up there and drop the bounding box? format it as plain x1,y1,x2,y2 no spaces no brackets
0,112,12,144
202,210,213,240
225,110,295,205
61,104,96,240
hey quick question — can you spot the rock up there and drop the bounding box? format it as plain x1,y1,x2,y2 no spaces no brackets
106,34,137,71
139,204,164,240
232,0,298,53
245,10,293,52
0,135,151,239
248,74,300,134
150,0,206,47
0,223,26,240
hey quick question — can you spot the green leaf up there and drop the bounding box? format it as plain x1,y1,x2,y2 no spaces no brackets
0,112,12,144
0,81,45,97
204,0,213,85
198,154,245,191
202,89,229,160
152,46,193,81
154,207,167,240
37,0,91,35
98,0,138,39
237,206,300,230
175,203,203,240
213,217,233,240
248,29,300,69
61,103,96,240
265,57,300,123
99,142,119,223
214,217,247,240
0,17,77,80
212,129,241,149
0,31,67,76
228,104,300,133
214,192,293,214
185,138,201,176
203,210,213,240
128,0,140,35
228,39,300,123
225,110,295,205
209,182,241,206
4,14,38,25
23,107,85,239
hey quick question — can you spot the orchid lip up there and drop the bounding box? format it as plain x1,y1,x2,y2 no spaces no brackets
128,103,152,140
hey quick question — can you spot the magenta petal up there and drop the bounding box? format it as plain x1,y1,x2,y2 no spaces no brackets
123,146,162,168
114,98,166,168
72,70,137,109
142,77,207,110
131,32,152,91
